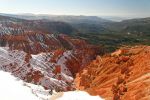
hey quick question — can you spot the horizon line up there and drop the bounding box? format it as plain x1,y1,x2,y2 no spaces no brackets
0,12,150,19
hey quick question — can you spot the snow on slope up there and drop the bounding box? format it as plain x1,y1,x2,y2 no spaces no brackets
50,91,104,100
0,70,104,100
0,70,39,100
0,47,74,91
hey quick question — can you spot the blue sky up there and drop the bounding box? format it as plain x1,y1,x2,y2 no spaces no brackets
0,0,150,17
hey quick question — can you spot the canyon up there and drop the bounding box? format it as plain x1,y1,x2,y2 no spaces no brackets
0,15,150,100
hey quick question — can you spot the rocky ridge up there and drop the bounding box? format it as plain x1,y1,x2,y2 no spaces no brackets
75,45,150,100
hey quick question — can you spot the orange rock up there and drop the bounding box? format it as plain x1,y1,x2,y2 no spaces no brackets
75,46,150,100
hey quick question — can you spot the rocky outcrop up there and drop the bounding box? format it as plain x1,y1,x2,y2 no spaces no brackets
0,17,102,92
75,45,150,100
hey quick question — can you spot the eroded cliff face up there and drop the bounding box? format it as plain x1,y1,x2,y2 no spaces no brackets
0,25,101,92
75,45,150,100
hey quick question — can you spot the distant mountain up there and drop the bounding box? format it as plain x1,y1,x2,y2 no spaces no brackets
2,13,150,35
105,17,150,33
0,13,113,34
0,15,76,35
1,14,150,52
73,17,150,51
101,16,130,22
0,13,111,24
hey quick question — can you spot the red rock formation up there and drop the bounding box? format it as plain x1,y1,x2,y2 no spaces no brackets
50,49,64,63
0,33,63,54
0,33,102,92
26,70,44,84
75,45,150,100
53,65,61,75
0,16,104,92
57,34,103,76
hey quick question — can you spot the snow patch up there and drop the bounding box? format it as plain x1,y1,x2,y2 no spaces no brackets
0,71,39,100
50,91,104,100
0,70,103,100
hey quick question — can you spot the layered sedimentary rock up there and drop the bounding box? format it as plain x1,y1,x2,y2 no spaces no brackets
0,15,102,92
75,46,150,100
